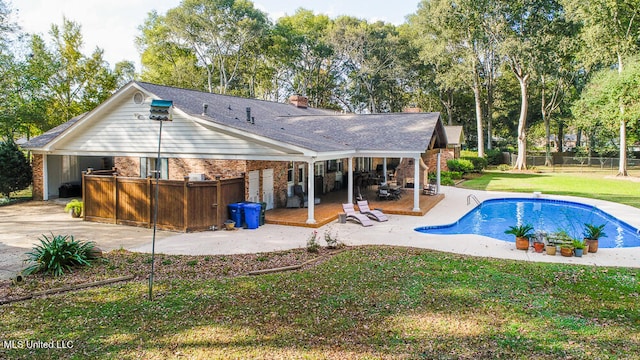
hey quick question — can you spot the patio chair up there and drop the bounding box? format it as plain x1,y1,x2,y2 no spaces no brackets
377,188,392,200
423,179,437,196
356,200,388,222
341,203,374,227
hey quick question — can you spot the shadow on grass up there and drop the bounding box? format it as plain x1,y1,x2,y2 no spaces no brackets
1,247,639,359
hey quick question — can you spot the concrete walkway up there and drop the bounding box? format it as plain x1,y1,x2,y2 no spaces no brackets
130,186,640,268
2,187,639,280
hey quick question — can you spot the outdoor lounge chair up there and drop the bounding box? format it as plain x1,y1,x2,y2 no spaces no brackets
342,203,374,227
356,200,388,222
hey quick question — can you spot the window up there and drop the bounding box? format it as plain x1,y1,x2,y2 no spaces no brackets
141,157,168,179
314,162,325,176
287,161,294,183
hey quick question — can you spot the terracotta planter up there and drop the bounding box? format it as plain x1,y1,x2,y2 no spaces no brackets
545,245,556,256
515,236,530,250
586,238,599,253
71,210,82,218
533,242,545,253
560,246,573,257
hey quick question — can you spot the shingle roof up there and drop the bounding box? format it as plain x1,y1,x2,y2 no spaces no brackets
24,82,445,154
23,114,84,149
136,82,444,153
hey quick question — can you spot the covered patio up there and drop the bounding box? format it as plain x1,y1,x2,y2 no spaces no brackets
266,186,445,227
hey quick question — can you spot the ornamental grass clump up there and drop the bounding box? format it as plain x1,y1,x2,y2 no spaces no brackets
23,234,97,277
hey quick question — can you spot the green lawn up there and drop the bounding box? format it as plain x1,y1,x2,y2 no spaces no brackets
1,247,639,359
461,170,640,209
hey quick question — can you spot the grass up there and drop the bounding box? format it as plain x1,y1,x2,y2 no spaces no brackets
1,246,639,359
461,170,640,209
0,187,33,206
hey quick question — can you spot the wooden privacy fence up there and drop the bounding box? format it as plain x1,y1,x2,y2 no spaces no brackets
82,174,245,232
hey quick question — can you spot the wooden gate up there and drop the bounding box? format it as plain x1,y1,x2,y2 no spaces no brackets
82,174,245,232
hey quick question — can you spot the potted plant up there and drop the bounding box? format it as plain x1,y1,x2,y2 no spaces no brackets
572,238,587,257
64,199,83,218
505,224,534,250
560,244,574,257
583,223,607,253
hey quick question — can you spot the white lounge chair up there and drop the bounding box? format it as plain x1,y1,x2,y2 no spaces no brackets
356,200,388,222
342,203,374,227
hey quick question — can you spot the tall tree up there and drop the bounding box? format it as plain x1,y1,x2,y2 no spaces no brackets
137,10,207,90
329,17,404,113
408,0,492,156
494,0,563,170
164,0,270,94
46,17,120,127
562,0,640,175
271,9,336,106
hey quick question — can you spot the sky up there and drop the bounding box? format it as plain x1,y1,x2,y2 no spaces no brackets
11,0,421,71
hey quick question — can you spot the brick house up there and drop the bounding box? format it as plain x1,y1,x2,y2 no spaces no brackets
24,82,447,224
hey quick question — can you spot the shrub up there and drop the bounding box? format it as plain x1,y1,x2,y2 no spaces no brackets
439,172,456,186
306,231,320,253
324,230,344,249
485,149,506,165
461,156,487,172
0,140,32,199
497,164,511,171
23,234,96,276
447,159,474,173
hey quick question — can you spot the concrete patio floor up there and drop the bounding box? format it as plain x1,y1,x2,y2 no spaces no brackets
131,186,640,269
2,186,639,280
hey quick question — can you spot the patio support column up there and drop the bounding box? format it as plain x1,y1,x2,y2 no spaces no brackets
42,154,49,201
436,151,441,194
413,155,420,212
347,157,354,203
383,158,388,183
306,159,316,224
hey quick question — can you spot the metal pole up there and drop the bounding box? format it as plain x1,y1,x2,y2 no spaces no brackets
149,118,163,300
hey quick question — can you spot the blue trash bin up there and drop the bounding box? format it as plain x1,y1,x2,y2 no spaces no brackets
227,203,244,228
244,203,261,229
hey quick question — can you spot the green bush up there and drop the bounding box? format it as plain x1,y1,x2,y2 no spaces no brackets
461,156,487,172
497,164,511,171
485,149,506,165
0,140,32,199
23,234,96,276
447,159,474,174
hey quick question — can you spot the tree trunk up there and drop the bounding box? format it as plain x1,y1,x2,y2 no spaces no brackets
618,118,628,176
472,66,484,158
514,73,530,170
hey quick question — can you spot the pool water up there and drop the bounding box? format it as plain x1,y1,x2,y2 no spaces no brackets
415,198,640,248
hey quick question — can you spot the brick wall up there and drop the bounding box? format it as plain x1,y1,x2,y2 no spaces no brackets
114,157,140,177
32,154,44,201
425,149,453,173
169,158,246,180
114,157,247,180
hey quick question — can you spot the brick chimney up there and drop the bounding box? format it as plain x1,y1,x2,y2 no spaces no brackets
403,107,422,113
289,95,309,109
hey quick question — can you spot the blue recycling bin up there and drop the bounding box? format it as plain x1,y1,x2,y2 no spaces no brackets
227,203,244,228
244,202,261,229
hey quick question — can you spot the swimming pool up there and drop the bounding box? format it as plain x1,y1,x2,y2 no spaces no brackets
415,198,640,248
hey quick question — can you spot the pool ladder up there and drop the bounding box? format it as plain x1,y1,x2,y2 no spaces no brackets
467,194,480,206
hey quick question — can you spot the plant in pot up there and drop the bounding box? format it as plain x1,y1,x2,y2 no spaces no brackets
505,224,534,250
64,199,83,218
583,223,606,253
572,238,587,257
560,243,574,257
